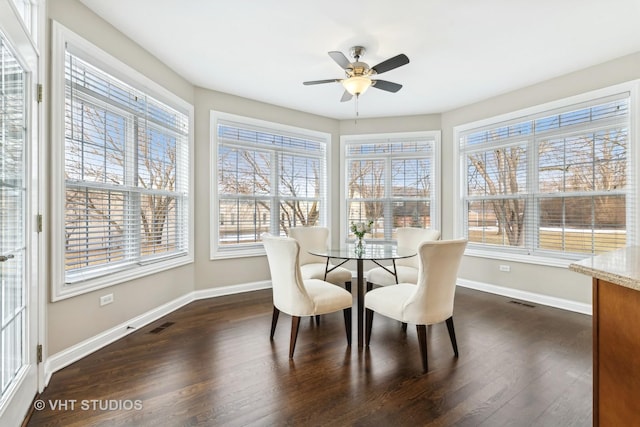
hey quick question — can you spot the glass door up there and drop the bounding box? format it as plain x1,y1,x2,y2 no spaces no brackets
0,0,40,423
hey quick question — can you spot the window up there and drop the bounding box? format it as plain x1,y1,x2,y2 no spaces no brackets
1,24,27,411
458,89,634,263
10,0,37,39
52,23,193,299
211,112,328,258
342,132,440,242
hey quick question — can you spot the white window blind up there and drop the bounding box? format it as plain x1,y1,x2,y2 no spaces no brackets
63,49,190,283
214,116,327,254
343,133,440,242
460,93,632,258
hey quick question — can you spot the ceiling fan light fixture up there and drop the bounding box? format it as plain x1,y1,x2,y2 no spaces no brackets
342,76,372,96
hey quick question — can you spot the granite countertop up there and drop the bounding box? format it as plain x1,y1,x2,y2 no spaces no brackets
569,246,640,291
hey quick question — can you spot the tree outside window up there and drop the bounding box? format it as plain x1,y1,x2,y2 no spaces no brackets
213,118,327,254
64,52,189,279
461,96,630,257
344,134,439,242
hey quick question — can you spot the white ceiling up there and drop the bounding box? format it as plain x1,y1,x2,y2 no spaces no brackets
79,0,640,120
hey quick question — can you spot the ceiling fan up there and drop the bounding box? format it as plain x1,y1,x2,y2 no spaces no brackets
303,46,410,102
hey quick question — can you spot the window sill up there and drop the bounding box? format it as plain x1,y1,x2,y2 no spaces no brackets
464,248,583,269
52,254,194,301
210,247,265,260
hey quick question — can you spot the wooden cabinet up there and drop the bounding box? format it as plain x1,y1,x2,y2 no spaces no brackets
592,278,640,426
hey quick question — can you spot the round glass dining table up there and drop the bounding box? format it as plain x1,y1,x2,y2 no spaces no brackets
309,243,416,348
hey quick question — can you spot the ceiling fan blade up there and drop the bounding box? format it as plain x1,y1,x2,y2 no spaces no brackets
303,79,340,85
372,80,403,93
371,54,410,75
340,91,353,102
328,51,351,70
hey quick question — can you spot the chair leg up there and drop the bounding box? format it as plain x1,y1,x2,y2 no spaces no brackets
401,322,407,332
365,309,374,346
289,316,301,358
270,307,280,340
343,307,352,346
417,324,428,372
345,281,352,293
315,315,320,326
446,316,459,357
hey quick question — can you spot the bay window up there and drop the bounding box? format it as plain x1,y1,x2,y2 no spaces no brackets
342,132,440,242
52,23,193,299
211,112,328,258
458,90,634,262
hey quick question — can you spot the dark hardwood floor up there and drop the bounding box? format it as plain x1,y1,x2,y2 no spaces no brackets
27,287,592,426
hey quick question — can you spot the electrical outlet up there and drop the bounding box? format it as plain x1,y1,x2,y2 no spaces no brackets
100,293,114,306
499,264,511,272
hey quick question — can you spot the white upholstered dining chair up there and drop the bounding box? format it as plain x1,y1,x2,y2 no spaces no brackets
365,239,467,372
365,227,440,290
262,234,353,358
288,226,353,291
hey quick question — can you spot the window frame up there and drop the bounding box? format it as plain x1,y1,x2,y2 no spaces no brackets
453,82,640,268
210,111,331,259
10,0,37,41
340,131,441,244
51,22,194,301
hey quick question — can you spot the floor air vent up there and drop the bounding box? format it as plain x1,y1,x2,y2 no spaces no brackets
149,321,175,334
508,300,536,308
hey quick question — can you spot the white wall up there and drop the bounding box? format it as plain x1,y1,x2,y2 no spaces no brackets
46,0,196,355
339,114,441,135
46,0,640,360
192,88,340,290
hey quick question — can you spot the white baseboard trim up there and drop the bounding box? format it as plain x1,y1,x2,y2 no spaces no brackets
457,278,592,315
44,281,272,386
